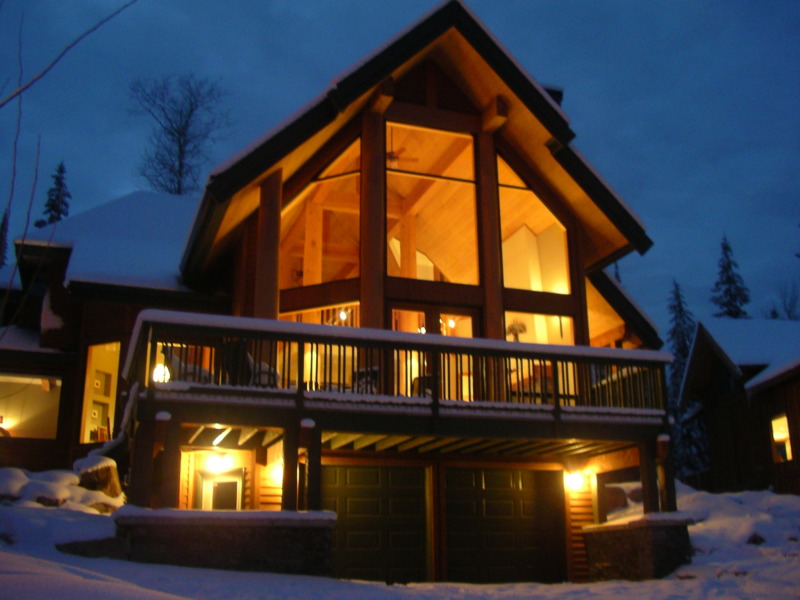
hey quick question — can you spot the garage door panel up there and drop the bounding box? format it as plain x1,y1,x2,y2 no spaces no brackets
346,497,381,516
346,467,382,486
484,470,515,489
390,497,424,516
484,498,515,517
445,468,478,488
345,530,381,551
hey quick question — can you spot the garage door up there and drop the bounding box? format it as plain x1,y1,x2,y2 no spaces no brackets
322,465,427,582
445,467,566,583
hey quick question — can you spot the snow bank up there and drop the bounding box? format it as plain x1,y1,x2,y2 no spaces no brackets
0,467,124,513
2,471,800,599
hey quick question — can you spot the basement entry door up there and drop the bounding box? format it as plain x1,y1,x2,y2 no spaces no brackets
322,465,427,583
444,467,566,583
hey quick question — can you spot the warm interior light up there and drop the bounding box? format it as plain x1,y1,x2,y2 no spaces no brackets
564,471,588,492
205,452,233,474
772,414,793,461
266,459,284,488
339,309,348,322
418,326,426,334
448,318,456,329
152,363,171,383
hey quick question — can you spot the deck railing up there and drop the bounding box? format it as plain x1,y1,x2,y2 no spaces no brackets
123,310,670,416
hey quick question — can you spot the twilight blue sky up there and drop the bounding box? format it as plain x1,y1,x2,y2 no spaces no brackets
1,0,798,339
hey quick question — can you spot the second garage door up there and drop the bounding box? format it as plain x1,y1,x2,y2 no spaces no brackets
444,467,566,583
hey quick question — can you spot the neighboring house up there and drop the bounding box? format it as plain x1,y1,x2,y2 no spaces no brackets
680,318,800,494
1,1,677,584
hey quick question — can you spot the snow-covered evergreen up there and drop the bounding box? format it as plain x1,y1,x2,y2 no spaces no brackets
666,281,706,480
666,280,695,416
34,162,71,228
710,235,750,318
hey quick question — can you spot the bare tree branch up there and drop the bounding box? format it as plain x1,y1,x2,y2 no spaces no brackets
0,0,139,112
129,75,230,195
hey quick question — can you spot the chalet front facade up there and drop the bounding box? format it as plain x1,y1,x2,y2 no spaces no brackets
1,1,676,583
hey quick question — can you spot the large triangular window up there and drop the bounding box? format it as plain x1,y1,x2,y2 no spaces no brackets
498,156,569,295
279,139,360,289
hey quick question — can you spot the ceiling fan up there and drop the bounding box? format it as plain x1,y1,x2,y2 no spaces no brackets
386,126,419,168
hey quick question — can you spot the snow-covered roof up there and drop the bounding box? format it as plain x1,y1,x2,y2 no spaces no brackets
700,318,800,391
17,191,198,292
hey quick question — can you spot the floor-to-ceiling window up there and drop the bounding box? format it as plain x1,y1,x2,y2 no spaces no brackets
386,123,478,285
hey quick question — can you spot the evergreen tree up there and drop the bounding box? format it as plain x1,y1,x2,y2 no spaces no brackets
710,234,750,318
666,280,695,418
0,208,9,268
666,280,710,481
35,162,71,228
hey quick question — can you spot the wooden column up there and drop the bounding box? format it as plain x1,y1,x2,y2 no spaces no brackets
305,426,323,511
658,435,678,512
359,110,386,330
254,170,282,319
281,423,299,511
476,129,504,340
128,417,155,507
639,438,660,514
157,418,182,508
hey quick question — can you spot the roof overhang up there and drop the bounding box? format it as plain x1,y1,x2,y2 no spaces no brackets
181,0,652,285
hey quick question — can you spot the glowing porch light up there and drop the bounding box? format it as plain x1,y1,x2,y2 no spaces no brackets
205,452,233,474
564,470,589,493
339,309,348,322
266,459,284,488
152,363,171,383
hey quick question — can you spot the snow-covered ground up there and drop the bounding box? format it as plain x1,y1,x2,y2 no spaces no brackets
2,467,800,600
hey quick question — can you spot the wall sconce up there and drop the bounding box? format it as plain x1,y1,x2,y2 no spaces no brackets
153,363,171,383
205,452,233,474
266,459,284,488
564,470,589,493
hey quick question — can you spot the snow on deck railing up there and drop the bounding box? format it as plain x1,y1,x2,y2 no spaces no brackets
123,309,669,414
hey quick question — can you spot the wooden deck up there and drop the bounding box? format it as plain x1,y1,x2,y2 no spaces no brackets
123,309,670,438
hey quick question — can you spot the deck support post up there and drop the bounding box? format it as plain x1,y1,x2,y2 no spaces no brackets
157,417,182,508
657,435,677,512
639,438,660,514
305,425,323,511
129,416,156,507
282,423,300,511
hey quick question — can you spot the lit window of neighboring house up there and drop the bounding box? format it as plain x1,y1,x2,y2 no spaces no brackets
0,373,61,439
771,414,793,462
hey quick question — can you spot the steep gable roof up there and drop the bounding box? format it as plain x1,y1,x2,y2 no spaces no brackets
182,0,652,284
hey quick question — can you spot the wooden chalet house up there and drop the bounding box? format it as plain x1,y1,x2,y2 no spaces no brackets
681,319,800,495
2,1,677,584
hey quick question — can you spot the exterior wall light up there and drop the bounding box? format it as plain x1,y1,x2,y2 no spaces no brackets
152,363,171,383
205,452,233,474
564,470,588,492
